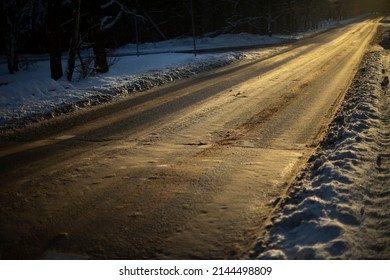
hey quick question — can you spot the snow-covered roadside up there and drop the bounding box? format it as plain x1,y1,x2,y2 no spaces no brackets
0,17,365,131
0,52,243,130
252,42,390,259
0,31,294,130
115,17,362,55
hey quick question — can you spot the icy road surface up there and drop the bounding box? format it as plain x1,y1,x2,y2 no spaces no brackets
0,18,380,259
255,32,390,260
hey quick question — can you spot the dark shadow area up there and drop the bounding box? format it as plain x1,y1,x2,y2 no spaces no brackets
380,29,390,49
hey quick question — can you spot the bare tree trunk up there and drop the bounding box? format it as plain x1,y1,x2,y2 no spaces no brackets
66,0,81,81
89,1,109,74
267,0,272,37
287,0,295,34
6,32,19,74
48,1,63,80
304,0,312,30
2,0,20,74
93,41,109,73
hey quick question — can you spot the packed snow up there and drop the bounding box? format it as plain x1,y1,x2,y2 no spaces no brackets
253,44,390,259
0,17,362,130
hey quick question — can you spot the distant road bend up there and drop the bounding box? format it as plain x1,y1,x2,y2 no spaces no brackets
0,18,380,259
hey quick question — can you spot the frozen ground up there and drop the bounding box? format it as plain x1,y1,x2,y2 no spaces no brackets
0,17,361,130
253,33,390,259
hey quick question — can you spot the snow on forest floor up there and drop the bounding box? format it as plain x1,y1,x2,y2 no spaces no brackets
252,33,390,259
0,17,361,130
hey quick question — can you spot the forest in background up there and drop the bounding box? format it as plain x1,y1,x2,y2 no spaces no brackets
1,0,389,81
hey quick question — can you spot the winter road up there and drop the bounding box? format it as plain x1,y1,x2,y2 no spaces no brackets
0,18,380,259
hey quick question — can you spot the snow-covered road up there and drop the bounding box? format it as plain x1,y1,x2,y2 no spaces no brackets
254,29,390,260
0,18,381,260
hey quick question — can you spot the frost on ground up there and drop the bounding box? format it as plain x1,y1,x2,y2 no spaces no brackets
252,43,390,259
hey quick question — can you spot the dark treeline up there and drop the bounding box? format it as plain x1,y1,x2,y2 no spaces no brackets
0,0,389,80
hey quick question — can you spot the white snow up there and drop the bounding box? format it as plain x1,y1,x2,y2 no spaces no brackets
0,17,362,130
117,33,286,55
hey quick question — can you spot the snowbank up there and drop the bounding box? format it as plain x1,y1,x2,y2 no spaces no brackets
117,33,287,55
